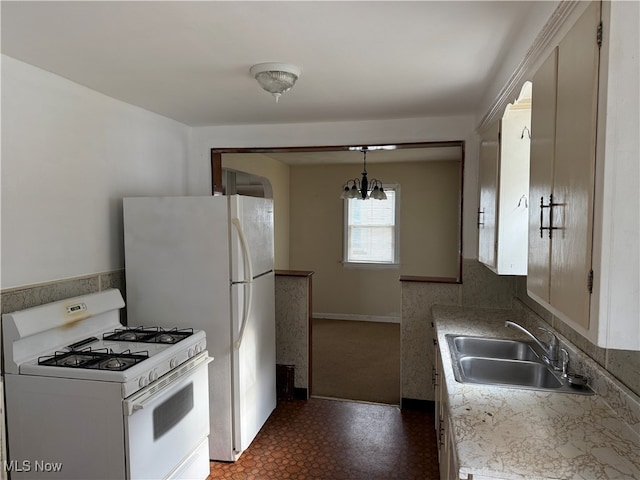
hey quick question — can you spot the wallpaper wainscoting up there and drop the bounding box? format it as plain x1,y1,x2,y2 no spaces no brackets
401,259,517,402
274,273,313,392
1,270,126,317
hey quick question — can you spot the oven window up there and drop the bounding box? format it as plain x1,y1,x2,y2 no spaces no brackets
153,382,194,440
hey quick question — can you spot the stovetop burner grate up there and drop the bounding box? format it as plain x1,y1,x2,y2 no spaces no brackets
103,326,194,344
38,348,149,371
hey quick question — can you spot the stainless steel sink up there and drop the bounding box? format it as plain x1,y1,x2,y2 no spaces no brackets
451,336,540,361
458,357,562,389
445,334,593,395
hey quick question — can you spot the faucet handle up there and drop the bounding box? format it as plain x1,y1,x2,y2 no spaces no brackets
560,348,569,378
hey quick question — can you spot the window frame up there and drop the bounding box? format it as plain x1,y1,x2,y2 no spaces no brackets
342,183,400,268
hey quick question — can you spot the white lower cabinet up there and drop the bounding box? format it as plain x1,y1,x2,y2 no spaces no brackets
434,343,459,480
443,413,459,480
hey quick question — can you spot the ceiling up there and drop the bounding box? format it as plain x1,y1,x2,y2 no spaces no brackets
1,1,549,128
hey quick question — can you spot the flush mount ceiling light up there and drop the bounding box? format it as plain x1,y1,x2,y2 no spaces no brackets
250,63,301,103
341,147,387,201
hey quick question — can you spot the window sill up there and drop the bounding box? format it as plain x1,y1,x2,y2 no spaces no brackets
342,261,400,270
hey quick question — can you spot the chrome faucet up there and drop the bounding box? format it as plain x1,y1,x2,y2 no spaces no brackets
505,321,561,370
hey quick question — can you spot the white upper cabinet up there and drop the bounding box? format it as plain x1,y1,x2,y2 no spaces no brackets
528,2,599,332
478,85,531,275
477,121,499,270
528,1,639,350
591,0,639,350
528,49,557,303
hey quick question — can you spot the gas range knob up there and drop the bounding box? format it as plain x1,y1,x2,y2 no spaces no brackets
149,370,158,382
138,377,148,388
195,344,202,354
169,358,177,369
188,347,195,358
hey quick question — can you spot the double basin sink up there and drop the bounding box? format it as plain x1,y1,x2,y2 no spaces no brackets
446,335,593,395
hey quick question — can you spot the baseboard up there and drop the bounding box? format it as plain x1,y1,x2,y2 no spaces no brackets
313,313,401,324
401,398,435,412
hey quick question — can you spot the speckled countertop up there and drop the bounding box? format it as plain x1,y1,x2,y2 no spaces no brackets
433,305,640,480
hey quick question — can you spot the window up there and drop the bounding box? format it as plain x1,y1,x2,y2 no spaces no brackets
344,186,399,265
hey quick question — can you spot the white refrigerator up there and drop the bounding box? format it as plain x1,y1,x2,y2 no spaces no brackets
123,195,277,462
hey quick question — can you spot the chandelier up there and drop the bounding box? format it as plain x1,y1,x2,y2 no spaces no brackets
250,63,301,103
340,148,387,200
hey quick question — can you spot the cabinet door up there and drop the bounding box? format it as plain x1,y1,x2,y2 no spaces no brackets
445,416,459,480
434,343,444,459
528,49,558,303
498,99,531,275
550,1,600,329
478,121,500,269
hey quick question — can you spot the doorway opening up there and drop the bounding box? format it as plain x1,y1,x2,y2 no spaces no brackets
212,141,464,403
311,317,400,404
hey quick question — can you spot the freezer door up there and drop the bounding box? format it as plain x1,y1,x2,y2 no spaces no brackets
123,196,231,331
229,195,274,280
231,272,276,457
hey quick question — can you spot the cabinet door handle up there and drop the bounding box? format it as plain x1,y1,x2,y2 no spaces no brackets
539,196,546,238
539,194,560,238
477,208,485,227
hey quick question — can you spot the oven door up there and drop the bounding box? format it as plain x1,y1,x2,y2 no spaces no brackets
124,352,211,480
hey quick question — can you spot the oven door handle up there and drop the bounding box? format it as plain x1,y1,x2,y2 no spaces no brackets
125,353,212,416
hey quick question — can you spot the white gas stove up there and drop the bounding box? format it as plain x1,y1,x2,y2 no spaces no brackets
2,289,212,480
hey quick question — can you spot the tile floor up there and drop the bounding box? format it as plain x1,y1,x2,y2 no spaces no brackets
208,397,440,480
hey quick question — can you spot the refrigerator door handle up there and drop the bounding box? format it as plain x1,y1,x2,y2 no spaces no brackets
231,218,253,349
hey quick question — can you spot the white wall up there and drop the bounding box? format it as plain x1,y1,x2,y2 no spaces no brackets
190,116,479,260
1,55,190,289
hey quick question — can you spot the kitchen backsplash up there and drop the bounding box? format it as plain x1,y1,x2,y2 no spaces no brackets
1,270,126,316
514,276,640,398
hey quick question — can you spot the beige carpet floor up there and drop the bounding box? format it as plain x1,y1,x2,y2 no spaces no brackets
311,318,401,405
